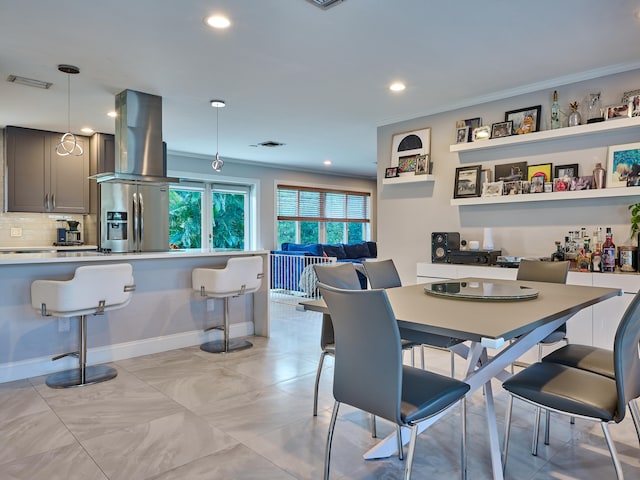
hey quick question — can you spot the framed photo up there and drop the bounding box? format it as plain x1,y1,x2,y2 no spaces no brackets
482,181,503,197
570,176,593,191
554,163,578,179
415,154,428,175
529,175,545,193
453,165,481,199
491,121,513,139
503,181,522,195
456,117,481,142
505,105,541,134
605,104,631,120
384,167,399,178
622,89,640,117
481,168,492,185
527,163,552,183
607,142,640,188
472,125,491,141
390,128,431,175
554,178,570,192
455,126,470,144
494,161,526,182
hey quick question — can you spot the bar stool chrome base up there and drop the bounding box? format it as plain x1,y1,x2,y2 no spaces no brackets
46,365,118,389
200,338,253,354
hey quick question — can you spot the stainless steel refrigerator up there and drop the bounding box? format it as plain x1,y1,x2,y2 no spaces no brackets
99,182,169,252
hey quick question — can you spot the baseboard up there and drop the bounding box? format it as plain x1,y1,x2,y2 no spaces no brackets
0,321,254,384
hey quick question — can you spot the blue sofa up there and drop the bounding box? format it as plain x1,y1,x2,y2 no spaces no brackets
270,241,376,293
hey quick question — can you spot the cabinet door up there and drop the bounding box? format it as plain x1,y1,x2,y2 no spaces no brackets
6,127,48,212
49,134,89,213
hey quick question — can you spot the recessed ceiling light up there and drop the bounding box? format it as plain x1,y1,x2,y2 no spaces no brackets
81,127,94,134
389,82,406,92
107,111,117,118
323,160,332,166
206,15,231,29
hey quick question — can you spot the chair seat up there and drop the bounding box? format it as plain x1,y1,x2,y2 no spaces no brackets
401,365,470,424
503,362,618,421
540,330,567,344
192,256,262,298
542,344,614,379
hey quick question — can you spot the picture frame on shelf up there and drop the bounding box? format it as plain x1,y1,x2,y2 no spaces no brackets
415,154,429,175
503,181,522,195
456,117,481,142
390,127,431,176
570,176,593,191
453,165,481,199
455,126,470,144
482,181,503,197
607,142,640,188
481,168,492,185
384,167,399,178
530,175,545,193
505,105,541,134
554,177,570,192
554,163,579,179
622,89,640,117
494,161,526,182
605,103,631,120
491,121,513,138
527,163,552,184
472,125,491,141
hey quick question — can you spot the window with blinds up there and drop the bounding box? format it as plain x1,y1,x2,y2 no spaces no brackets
276,185,370,245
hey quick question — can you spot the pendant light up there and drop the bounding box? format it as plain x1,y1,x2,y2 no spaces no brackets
56,64,83,156
210,99,226,172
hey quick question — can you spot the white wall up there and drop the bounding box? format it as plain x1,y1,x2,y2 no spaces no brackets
377,69,640,283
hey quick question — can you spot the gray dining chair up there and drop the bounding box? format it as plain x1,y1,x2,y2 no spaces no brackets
362,259,464,377
319,283,470,480
515,259,570,451
501,288,640,479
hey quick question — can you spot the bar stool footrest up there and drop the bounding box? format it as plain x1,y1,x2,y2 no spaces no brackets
200,338,253,354
45,365,118,389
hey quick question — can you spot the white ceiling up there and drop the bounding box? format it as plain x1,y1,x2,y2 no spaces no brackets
1,0,639,178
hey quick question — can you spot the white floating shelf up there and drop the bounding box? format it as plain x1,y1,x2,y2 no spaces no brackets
382,174,434,185
449,117,640,153
451,186,640,206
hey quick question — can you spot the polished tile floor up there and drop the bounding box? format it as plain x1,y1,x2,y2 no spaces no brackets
1,292,638,479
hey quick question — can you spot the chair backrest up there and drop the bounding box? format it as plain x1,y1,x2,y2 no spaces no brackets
193,256,263,297
516,259,569,284
318,283,402,424
362,259,402,289
313,263,361,290
613,289,640,422
31,263,134,316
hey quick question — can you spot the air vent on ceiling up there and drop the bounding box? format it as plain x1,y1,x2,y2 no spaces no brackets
258,141,286,148
7,74,52,89
305,0,345,10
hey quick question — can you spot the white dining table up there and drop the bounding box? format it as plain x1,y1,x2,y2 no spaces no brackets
301,277,622,480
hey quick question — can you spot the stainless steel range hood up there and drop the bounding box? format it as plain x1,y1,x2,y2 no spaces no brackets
93,89,180,184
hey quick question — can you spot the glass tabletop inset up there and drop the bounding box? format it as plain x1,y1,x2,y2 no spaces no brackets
424,280,538,301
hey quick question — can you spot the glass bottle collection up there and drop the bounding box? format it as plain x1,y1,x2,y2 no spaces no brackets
554,227,617,272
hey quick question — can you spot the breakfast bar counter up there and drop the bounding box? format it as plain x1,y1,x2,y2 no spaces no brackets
0,249,270,383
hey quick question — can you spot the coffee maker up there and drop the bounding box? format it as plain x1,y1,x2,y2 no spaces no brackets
55,220,83,246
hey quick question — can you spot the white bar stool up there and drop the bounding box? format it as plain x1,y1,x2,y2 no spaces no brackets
192,256,263,353
30,263,135,388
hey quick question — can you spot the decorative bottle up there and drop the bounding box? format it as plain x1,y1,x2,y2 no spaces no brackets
551,90,561,129
602,227,616,272
593,163,606,189
551,241,565,262
577,237,591,272
591,229,603,272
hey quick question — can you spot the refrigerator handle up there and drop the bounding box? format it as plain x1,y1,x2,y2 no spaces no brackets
132,192,139,251
138,191,144,246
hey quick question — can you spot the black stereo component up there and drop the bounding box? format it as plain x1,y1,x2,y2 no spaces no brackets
448,249,502,266
431,232,460,263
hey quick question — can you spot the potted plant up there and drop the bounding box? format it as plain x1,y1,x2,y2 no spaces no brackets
629,202,640,244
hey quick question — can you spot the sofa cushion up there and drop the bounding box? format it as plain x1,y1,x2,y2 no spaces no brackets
343,241,371,259
322,244,347,260
366,241,377,258
283,243,324,256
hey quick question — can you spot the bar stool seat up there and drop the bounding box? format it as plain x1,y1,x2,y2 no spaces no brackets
192,256,263,354
31,263,135,389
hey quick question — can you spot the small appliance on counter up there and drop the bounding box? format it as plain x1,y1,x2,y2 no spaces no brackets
448,249,502,265
54,220,84,246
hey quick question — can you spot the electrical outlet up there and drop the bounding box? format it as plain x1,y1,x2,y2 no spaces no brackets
206,299,215,311
10,227,22,237
58,317,70,332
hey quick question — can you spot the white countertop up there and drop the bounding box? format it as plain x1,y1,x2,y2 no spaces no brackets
0,248,268,265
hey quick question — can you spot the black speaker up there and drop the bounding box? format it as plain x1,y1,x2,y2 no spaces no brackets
431,232,460,263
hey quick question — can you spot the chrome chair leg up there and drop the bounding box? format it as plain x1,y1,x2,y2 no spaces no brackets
324,401,340,480
502,396,513,473
461,397,467,480
544,409,551,445
314,350,329,416
532,406,541,455
450,350,455,378
629,399,640,447
396,425,404,460
370,413,377,438
602,422,624,480
403,424,419,480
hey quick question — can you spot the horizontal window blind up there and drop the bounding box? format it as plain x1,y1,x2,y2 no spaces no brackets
277,185,370,223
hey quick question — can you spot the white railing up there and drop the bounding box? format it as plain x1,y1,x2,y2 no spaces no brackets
269,253,337,298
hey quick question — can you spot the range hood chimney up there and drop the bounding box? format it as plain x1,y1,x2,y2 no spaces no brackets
93,89,180,183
